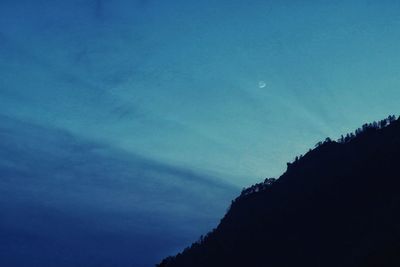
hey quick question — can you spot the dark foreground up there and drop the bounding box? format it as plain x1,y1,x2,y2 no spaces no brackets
159,116,400,267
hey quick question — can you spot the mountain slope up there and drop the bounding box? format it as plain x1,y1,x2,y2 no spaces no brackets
158,116,400,267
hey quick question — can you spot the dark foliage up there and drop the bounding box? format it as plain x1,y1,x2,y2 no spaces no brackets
157,115,400,267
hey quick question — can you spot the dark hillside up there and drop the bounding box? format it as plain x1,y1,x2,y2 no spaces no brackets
158,116,400,267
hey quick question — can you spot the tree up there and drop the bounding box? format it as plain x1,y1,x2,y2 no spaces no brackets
315,141,323,147
379,119,387,128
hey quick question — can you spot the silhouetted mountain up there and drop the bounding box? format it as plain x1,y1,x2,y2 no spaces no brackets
158,115,400,267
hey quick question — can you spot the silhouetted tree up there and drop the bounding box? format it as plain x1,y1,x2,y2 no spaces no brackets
315,141,323,147
380,119,387,128
388,115,396,123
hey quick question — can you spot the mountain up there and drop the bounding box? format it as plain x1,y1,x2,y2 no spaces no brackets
157,115,400,267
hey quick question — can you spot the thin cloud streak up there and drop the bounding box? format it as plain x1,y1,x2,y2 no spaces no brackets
0,114,238,266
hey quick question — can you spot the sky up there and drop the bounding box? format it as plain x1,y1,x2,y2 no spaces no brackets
1,0,400,266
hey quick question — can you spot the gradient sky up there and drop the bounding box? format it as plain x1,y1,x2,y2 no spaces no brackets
1,1,400,266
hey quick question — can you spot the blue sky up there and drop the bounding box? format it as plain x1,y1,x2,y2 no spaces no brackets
0,114,236,266
1,0,400,266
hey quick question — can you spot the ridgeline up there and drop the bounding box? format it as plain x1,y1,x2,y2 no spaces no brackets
158,115,400,267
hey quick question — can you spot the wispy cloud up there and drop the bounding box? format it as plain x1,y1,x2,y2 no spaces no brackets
0,115,238,266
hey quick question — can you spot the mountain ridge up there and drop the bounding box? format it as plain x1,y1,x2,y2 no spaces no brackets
158,115,400,267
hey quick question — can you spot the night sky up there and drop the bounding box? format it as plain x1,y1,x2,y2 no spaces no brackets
1,1,400,266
